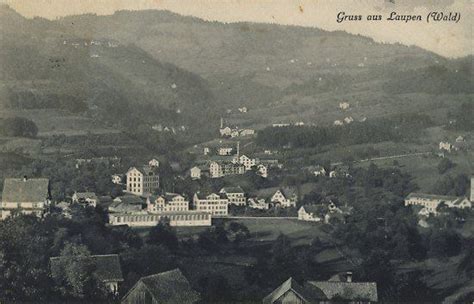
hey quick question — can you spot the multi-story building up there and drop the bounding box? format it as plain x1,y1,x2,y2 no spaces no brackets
193,193,229,216
219,187,246,206
1,177,51,220
146,193,189,213
209,161,245,178
126,166,159,196
237,154,256,171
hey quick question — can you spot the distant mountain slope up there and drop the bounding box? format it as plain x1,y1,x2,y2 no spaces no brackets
0,5,219,137
55,9,472,117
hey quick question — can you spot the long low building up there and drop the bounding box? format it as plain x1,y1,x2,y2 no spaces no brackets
109,211,211,227
405,192,472,214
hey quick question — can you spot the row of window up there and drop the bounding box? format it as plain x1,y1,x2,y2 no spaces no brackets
115,214,210,223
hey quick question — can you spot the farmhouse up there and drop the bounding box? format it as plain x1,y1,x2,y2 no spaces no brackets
190,166,202,180
237,154,257,171
271,188,297,208
111,174,123,184
1,177,51,220
121,269,200,304
263,272,378,304
220,186,246,206
50,254,124,295
148,158,160,168
146,193,189,213
193,192,229,216
298,205,322,222
126,166,160,196
72,192,98,207
248,198,270,210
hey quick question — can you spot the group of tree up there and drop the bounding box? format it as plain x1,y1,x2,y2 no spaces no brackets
0,116,38,138
256,113,433,149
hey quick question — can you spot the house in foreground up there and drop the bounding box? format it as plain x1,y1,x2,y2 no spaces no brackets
1,176,51,220
263,272,378,304
50,254,124,295
121,268,200,304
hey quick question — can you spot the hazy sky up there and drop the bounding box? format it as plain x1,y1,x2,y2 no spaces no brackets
2,0,472,57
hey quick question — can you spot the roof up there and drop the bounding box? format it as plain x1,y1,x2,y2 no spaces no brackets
280,187,297,198
194,192,228,200
114,194,146,205
128,165,157,175
307,281,378,302
262,277,327,304
220,186,244,194
301,204,321,214
126,269,200,304
74,192,98,200
50,254,123,283
406,192,458,201
2,178,50,202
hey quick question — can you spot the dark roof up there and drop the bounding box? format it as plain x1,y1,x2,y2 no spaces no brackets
301,205,321,214
280,187,297,198
74,192,98,200
127,269,200,304
307,280,378,302
263,277,327,304
50,254,123,283
2,178,50,202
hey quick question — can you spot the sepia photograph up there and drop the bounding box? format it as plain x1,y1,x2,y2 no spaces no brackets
0,0,472,303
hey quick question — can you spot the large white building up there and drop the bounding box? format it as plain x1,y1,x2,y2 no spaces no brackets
126,166,160,196
236,154,256,171
193,193,229,216
1,177,51,220
219,187,246,206
146,193,189,213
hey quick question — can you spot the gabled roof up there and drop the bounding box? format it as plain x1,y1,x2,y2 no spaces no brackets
194,192,227,200
126,269,200,304
220,186,244,194
262,277,327,304
50,254,123,283
279,187,297,198
2,178,50,202
307,280,378,302
127,165,157,175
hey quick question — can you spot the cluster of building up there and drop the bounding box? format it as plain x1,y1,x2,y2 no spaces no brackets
49,251,377,304
190,144,271,179
263,272,378,304
297,201,348,224
306,164,350,179
219,118,255,138
439,135,468,153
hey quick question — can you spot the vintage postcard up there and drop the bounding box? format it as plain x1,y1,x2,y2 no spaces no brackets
0,0,472,303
